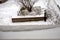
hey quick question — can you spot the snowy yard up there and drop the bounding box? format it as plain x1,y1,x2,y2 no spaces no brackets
0,0,60,26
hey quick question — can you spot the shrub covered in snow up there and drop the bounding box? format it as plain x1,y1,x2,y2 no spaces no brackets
18,6,41,16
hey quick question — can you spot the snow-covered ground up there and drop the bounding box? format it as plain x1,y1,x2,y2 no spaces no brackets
0,0,60,25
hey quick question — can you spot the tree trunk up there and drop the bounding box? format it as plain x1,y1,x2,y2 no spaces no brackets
27,7,32,12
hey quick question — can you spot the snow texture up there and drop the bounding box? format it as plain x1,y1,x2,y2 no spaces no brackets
46,0,60,24
0,0,60,25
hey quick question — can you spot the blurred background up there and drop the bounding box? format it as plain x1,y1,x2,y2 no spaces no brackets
0,0,60,39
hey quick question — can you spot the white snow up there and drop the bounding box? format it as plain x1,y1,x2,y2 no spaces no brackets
46,0,60,24
33,0,47,8
0,0,20,24
0,0,60,25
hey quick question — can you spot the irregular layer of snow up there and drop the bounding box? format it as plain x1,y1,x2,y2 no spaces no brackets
0,21,52,26
0,0,60,25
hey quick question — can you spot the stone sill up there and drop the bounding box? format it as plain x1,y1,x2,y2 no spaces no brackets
0,24,59,32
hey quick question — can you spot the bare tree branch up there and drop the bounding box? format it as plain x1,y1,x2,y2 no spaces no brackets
19,0,37,12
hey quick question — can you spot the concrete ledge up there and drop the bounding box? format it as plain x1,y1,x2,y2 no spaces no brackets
0,25,59,32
